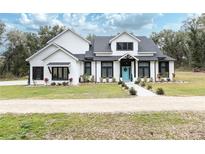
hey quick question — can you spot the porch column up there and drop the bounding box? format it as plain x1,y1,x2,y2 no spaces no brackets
150,61,155,81
131,61,134,81
113,61,120,82
169,61,174,81
96,61,101,82
155,61,159,81
135,60,138,79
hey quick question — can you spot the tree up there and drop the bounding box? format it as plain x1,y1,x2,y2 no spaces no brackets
183,17,205,68
151,30,189,67
0,21,5,46
1,30,28,76
86,33,95,41
38,25,65,47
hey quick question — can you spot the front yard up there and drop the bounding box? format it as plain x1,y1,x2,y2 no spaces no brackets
0,112,204,139
0,83,130,99
151,71,205,96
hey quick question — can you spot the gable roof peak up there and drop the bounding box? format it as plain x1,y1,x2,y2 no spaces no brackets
109,31,141,43
47,28,91,45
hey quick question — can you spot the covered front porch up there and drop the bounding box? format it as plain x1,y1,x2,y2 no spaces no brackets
118,54,138,82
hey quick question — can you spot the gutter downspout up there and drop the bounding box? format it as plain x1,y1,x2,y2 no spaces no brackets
95,61,97,83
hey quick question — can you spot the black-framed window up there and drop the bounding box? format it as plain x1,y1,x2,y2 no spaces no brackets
84,62,91,75
159,61,169,77
32,67,43,80
101,61,113,78
138,61,150,78
52,67,69,80
116,42,133,51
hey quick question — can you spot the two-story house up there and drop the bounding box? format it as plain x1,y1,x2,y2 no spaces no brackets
26,29,175,85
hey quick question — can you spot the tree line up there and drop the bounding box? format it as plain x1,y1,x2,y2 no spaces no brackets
151,14,205,69
0,24,65,77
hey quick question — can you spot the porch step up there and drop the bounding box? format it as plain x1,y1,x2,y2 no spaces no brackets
125,82,157,96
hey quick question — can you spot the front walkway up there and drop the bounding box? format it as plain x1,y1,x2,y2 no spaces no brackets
1,96,205,113
0,80,27,86
126,82,157,96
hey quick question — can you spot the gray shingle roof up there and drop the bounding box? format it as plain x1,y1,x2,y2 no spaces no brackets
136,56,158,61
137,36,161,52
85,51,94,60
52,34,175,62
92,35,163,53
92,36,113,52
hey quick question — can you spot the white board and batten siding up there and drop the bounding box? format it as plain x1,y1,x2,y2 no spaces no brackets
110,33,139,56
48,30,90,54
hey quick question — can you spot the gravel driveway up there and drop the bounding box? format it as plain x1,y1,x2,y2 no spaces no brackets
0,96,205,113
0,80,27,86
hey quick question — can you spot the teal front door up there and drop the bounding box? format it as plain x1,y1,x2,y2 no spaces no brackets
122,66,131,82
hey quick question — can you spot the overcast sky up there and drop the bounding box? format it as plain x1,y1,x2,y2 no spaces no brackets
0,13,194,37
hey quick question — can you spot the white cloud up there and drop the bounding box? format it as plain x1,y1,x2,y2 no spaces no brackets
17,13,164,36
19,13,63,31
162,23,182,30
19,13,32,24
62,13,100,34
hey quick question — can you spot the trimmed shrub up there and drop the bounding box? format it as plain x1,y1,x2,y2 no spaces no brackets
146,85,152,90
83,75,89,82
156,88,165,95
160,78,165,82
121,82,126,87
134,78,141,84
57,83,62,86
129,87,137,95
62,82,68,86
51,82,56,86
124,85,129,89
143,77,147,82
118,80,122,85
148,78,153,82
139,81,146,87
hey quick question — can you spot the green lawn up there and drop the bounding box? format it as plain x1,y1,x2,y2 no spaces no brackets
0,83,130,99
0,112,204,139
151,71,205,96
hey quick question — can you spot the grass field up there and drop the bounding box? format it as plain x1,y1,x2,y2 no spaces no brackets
151,71,205,96
0,84,130,99
0,112,204,140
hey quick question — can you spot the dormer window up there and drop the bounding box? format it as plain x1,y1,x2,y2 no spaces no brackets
116,42,133,51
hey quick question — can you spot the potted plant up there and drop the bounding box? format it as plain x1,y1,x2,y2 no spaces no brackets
157,73,161,81
44,78,49,86
172,73,175,82
91,76,94,82
112,77,116,83
99,77,103,83
69,77,73,84
102,78,107,83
